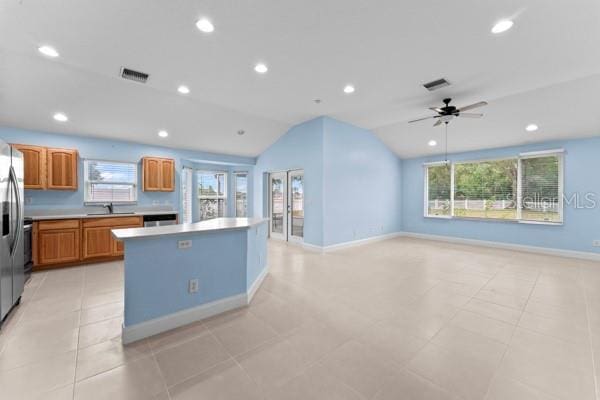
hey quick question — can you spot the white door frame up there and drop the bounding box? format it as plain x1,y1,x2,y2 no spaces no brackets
287,170,304,243
269,172,287,241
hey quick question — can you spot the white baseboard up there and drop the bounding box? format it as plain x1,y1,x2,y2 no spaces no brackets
247,265,269,303
302,232,402,253
123,268,269,344
400,231,600,262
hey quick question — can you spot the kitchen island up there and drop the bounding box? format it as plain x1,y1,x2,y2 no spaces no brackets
112,217,269,344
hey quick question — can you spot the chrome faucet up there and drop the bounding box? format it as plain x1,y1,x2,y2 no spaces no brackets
103,202,114,214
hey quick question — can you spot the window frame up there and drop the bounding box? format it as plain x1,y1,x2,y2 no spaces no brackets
83,159,138,204
423,149,564,225
234,171,248,218
197,170,228,220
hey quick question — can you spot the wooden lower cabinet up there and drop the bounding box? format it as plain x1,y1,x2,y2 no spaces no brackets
34,216,143,269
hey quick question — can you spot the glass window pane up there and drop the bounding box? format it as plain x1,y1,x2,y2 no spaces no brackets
290,175,304,237
427,164,451,217
521,156,561,222
235,173,248,217
271,178,284,234
84,160,137,203
453,159,517,220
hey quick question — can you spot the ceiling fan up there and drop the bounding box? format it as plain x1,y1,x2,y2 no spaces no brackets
408,98,488,126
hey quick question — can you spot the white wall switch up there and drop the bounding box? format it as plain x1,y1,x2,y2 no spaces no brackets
178,240,192,249
188,279,199,293
593,240,600,247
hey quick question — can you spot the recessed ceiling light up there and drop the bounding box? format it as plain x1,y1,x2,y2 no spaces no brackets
237,130,245,136
343,85,355,94
177,85,190,94
491,19,514,34
525,124,539,132
428,140,437,147
158,130,169,138
53,112,68,122
38,45,59,58
254,63,268,74
196,18,214,33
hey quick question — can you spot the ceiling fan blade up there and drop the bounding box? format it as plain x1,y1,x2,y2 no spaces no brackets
458,113,483,118
458,101,488,112
433,119,442,127
408,115,436,123
429,107,443,113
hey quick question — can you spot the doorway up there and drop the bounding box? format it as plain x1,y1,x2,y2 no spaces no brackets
269,170,304,242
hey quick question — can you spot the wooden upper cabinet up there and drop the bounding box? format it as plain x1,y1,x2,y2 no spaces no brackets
143,157,174,192
47,148,78,190
160,158,175,191
12,144,47,189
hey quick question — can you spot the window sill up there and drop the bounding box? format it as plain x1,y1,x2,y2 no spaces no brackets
424,215,563,226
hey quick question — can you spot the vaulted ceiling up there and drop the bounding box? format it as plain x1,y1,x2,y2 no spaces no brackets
1,0,599,158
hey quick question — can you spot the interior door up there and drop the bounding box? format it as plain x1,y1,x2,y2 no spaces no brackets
269,172,287,240
288,170,304,243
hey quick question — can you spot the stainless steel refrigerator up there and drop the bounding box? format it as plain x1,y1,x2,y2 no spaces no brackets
0,140,24,325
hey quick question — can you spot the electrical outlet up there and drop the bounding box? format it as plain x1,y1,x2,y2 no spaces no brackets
188,279,199,293
178,240,192,249
593,240,600,247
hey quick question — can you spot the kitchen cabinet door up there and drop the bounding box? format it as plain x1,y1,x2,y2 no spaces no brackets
47,148,78,190
82,226,113,259
37,228,80,265
142,157,161,191
160,158,175,191
12,144,47,189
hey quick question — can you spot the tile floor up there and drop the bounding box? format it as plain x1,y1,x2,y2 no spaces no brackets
1,237,599,399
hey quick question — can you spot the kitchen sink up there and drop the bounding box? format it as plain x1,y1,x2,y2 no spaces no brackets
87,211,135,216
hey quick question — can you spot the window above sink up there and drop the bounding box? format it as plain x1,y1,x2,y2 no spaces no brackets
84,159,138,204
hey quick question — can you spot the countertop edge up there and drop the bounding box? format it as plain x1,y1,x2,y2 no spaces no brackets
112,218,269,240
26,210,179,221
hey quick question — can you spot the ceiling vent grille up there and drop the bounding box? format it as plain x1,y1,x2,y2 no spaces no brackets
423,78,450,91
120,67,149,84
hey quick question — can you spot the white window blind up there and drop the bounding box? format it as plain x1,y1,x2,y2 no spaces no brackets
84,160,137,203
181,167,193,223
425,164,451,217
519,154,562,222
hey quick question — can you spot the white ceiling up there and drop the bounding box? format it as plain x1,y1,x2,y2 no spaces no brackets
1,0,599,158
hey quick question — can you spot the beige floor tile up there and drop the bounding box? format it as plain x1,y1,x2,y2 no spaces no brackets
74,356,167,400
431,325,507,364
236,337,309,392
475,288,528,310
146,320,206,352
78,316,123,349
30,384,74,400
518,311,589,345
319,340,399,398
0,351,76,398
485,374,560,400
283,318,350,365
168,359,263,400
462,298,523,325
249,294,311,335
357,320,428,366
82,289,123,309
208,310,278,356
155,330,231,387
497,348,596,400
450,310,515,344
374,369,459,400
80,301,123,326
266,362,363,400
408,341,503,400
76,337,152,381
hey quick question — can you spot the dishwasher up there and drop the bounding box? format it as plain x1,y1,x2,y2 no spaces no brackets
143,213,178,227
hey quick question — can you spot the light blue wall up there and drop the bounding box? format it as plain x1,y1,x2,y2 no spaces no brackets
322,117,402,246
246,222,268,289
401,137,600,254
0,127,254,220
254,117,325,246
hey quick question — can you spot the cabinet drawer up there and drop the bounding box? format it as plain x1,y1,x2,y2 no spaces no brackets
82,216,142,228
37,219,80,231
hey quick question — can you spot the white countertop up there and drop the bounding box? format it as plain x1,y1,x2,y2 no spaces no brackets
112,217,269,240
26,209,178,221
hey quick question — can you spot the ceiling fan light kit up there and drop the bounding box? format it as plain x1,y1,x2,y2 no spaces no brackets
408,98,488,126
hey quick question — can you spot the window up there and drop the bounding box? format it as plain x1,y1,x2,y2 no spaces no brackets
181,167,193,223
84,159,137,203
198,171,227,220
454,159,517,220
234,172,248,217
425,163,451,217
424,150,563,224
519,154,562,223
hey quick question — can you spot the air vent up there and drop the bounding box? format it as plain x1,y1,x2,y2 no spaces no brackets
423,78,450,91
120,67,149,84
